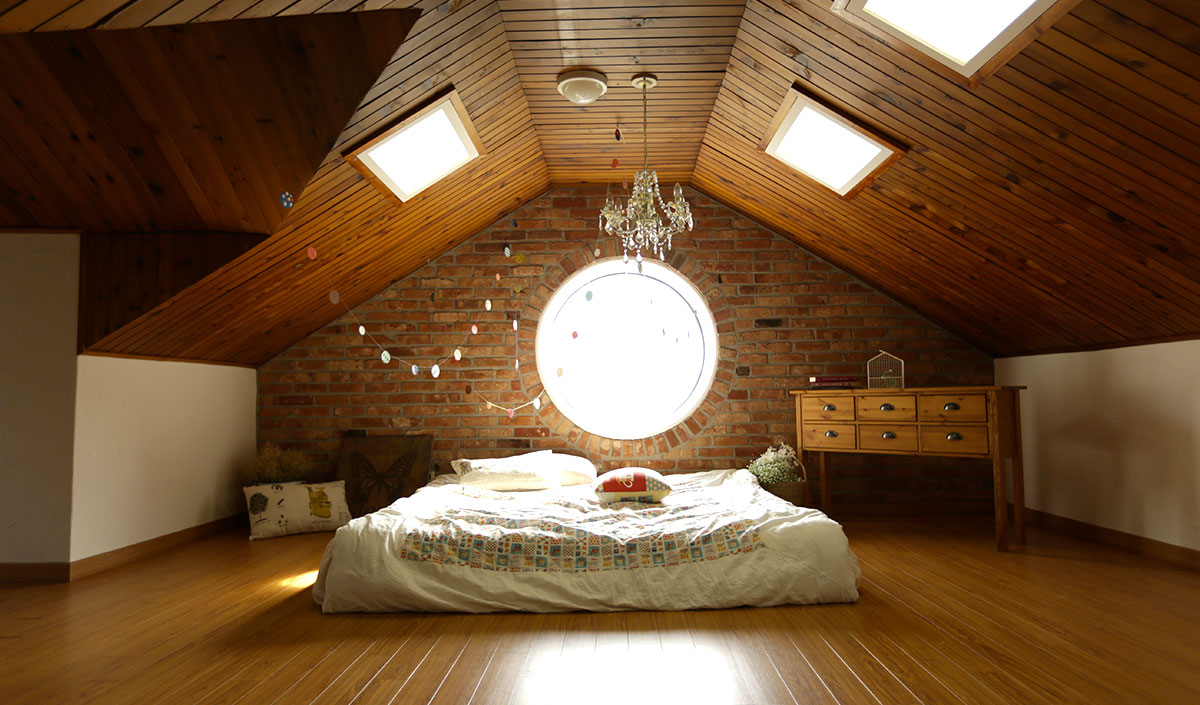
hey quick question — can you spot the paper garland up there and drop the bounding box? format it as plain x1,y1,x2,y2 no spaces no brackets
306,244,543,418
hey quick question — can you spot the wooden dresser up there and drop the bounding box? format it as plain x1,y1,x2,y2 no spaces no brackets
791,386,1026,551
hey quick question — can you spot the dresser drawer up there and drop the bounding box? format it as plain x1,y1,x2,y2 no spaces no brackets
859,424,919,452
920,426,989,455
856,394,916,421
802,423,857,450
800,395,856,421
919,394,987,422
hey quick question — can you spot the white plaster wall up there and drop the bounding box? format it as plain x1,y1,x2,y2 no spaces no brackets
0,233,79,563
996,340,1200,551
71,355,256,561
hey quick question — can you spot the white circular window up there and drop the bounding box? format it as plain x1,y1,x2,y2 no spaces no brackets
536,258,718,440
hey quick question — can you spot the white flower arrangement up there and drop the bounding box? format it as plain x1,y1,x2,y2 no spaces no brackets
747,443,803,485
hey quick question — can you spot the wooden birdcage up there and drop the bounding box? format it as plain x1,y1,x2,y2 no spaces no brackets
867,350,904,389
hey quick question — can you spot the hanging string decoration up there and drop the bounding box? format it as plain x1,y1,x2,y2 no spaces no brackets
306,245,543,418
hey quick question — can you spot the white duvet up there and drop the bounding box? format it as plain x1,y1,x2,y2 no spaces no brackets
313,468,860,613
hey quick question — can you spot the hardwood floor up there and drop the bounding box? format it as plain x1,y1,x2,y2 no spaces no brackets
1,520,1197,704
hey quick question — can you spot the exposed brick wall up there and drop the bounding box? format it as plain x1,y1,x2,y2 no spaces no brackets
258,187,995,507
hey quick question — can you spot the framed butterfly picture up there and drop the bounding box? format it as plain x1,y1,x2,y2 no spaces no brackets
335,433,433,517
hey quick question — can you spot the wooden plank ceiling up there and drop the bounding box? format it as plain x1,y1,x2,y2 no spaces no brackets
499,0,743,186
691,0,1200,356
0,11,417,234
0,0,1197,363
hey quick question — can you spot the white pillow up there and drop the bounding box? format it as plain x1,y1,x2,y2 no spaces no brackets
243,481,352,540
453,450,557,491
551,453,598,486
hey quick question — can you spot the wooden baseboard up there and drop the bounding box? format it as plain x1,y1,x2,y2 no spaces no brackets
1027,508,1200,570
0,562,71,583
69,513,246,581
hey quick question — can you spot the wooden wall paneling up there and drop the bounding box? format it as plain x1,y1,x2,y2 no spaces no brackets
78,231,269,350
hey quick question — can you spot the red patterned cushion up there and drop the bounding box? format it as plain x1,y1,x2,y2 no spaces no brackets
593,468,672,504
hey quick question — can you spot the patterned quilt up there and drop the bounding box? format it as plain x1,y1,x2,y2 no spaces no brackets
395,489,764,573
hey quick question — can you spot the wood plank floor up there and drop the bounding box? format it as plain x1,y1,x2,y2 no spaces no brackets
2,519,1197,704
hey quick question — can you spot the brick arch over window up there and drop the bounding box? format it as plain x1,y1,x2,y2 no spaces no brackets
516,241,740,459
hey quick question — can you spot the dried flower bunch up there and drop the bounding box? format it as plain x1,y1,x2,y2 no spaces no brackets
241,443,315,485
747,443,803,485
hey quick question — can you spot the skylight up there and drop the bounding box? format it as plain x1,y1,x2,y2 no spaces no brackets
762,89,902,198
834,0,1067,87
345,91,482,203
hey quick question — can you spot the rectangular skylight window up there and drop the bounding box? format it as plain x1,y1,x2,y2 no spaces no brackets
345,90,482,203
761,88,904,199
833,0,1074,87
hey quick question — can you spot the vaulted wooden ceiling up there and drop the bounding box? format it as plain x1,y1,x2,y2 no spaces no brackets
1,0,1197,363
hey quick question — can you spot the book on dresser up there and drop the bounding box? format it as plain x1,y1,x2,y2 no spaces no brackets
807,375,860,390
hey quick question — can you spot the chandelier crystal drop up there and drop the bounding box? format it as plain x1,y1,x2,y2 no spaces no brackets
600,73,693,261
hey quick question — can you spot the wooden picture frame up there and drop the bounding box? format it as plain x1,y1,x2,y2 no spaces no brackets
342,87,485,206
831,0,1081,89
758,84,907,200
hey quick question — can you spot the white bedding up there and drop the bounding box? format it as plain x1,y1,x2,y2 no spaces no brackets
313,468,860,613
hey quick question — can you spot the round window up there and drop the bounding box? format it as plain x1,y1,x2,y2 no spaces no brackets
535,258,718,440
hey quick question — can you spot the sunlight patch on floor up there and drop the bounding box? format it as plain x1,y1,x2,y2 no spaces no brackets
516,644,739,704
278,570,318,590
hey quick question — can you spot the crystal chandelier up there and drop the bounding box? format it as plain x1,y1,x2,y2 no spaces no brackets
600,73,693,263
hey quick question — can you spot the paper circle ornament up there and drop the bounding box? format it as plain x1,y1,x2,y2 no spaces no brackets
507,408,515,419
358,325,366,336
512,320,518,331
306,247,317,260
453,348,462,361
411,364,419,376
594,248,601,257
328,289,340,304
585,291,593,301
571,331,578,339
380,350,391,364
495,273,501,282
485,299,492,311
470,324,478,335
503,245,511,258
431,364,441,378
533,397,542,410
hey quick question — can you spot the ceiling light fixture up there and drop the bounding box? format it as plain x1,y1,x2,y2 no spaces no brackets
556,69,608,105
600,73,693,264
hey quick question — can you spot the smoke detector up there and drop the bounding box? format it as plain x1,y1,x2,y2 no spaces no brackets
556,69,608,105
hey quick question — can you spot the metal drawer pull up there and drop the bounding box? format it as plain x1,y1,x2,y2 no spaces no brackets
824,430,839,438
879,402,895,411
944,402,960,411
946,432,963,441
881,431,897,439
823,403,837,411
